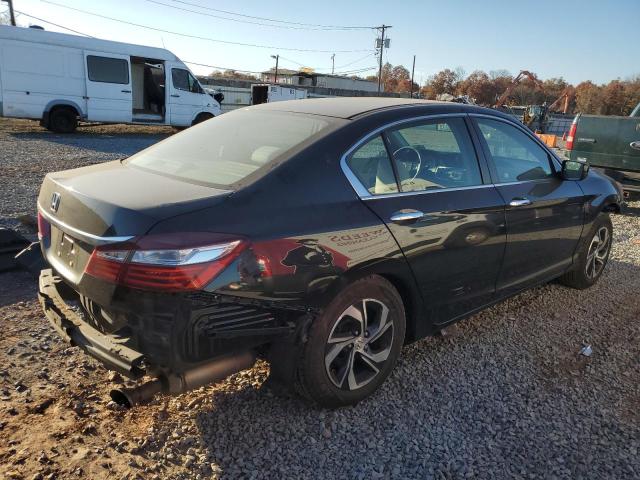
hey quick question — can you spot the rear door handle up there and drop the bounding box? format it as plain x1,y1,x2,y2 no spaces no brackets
171,94,180,98
390,209,424,223
509,198,532,207
631,141,640,151
121,89,131,93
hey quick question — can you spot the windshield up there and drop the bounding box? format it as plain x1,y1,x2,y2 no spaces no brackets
127,109,332,187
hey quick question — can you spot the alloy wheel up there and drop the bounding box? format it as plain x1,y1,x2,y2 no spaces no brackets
324,298,394,391
585,226,610,280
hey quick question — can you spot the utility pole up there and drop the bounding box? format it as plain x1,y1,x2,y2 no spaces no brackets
376,25,391,95
1,0,16,26
270,54,279,84
410,55,416,98
331,54,335,75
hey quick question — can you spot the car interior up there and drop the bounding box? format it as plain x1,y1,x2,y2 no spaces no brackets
131,56,166,122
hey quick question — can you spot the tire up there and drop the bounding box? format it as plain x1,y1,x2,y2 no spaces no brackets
558,213,613,289
192,113,213,126
48,107,78,133
294,275,406,408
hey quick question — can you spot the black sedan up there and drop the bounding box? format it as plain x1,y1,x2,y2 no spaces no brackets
37,98,622,407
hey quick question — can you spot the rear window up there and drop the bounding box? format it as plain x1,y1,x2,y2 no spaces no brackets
127,110,332,187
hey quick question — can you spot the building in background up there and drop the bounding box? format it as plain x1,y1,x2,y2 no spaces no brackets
260,69,377,93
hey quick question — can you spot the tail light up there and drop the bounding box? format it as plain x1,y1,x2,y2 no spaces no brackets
566,121,577,150
37,211,51,240
85,233,247,291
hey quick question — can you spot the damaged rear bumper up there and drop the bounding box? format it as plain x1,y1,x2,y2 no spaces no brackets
39,269,147,378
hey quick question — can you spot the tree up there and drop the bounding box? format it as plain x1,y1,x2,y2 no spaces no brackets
208,69,258,81
622,76,640,115
574,81,603,114
424,68,461,97
0,9,11,25
600,80,627,115
457,70,495,105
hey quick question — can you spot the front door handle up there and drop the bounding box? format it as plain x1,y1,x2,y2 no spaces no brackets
390,209,424,223
171,94,180,98
631,141,640,151
121,89,131,93
509,198,532,207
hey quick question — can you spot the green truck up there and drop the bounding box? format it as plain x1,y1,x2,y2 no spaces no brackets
566,102,640,197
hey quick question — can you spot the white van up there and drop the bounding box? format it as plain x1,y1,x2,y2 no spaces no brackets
0,26,221,132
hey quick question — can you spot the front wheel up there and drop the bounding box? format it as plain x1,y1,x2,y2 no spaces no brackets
559,214,613,289
294,275,406,407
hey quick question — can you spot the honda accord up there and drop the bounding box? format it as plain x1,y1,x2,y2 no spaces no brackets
37,98,622,407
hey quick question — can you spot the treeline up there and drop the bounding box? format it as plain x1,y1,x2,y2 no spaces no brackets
371,63,640,116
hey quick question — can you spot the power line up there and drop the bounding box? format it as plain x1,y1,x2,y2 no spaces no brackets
14,9,94,36
167,0,373,30
144,0,370,31
40,1,372,53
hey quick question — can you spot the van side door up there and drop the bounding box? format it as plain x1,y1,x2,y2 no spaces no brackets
167,65,210,126
83,52,132,123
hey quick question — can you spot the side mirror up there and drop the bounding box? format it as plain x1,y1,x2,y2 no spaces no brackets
561,159,588,180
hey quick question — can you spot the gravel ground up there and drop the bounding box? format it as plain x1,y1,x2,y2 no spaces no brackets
0,118,639,479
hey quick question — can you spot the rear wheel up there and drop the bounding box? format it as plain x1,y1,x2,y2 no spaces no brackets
48,107,78,133
294,275,405,407
559,214,612,289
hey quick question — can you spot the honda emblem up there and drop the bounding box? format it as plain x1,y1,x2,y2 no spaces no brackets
50,192,61,213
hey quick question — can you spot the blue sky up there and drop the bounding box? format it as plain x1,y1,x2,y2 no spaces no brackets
5,0,638,85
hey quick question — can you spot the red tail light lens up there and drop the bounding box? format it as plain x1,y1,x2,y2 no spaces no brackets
37,211,51,240
85,233,246,291
566,122,577,150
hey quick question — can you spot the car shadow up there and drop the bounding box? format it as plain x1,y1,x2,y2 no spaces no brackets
9,131,170,157
621,203,640,217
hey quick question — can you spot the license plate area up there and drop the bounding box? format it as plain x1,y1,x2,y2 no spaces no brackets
56,232,78,269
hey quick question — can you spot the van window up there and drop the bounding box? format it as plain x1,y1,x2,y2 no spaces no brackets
172,68,203,94
87,55,129,84
127,109,334,187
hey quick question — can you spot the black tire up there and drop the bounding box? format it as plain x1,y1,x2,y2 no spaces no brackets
192,113,213,126
558,213,613,289
294,275,406,408
48,107,78,133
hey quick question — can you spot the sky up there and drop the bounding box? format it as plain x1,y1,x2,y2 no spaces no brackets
3,0,638,85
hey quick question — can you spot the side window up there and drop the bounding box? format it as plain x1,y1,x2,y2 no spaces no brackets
385,117,482,192
172,68,203,93
476,118,553,182
86,55,129,84
346,135,399,195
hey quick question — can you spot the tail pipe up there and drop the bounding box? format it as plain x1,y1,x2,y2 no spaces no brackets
110,350,256,408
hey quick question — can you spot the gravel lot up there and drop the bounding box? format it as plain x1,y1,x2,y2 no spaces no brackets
0,118,639,479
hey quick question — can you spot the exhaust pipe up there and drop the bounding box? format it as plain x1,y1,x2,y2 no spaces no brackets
110,351,256,408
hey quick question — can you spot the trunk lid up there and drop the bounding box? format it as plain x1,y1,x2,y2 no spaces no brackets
38,160,231,285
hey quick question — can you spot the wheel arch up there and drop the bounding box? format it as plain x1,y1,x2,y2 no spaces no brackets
41,100,84,127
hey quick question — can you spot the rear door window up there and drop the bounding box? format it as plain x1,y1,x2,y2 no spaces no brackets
346,135,399,195
476,118,554,182
87,55,129,84
385,117,483,192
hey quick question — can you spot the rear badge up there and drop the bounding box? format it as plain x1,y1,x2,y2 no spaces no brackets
50,192,61,213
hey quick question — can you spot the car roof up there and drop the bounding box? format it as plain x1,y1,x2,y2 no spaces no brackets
250,97,498,120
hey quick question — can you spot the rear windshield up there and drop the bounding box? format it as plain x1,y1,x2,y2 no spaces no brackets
127,109,331,187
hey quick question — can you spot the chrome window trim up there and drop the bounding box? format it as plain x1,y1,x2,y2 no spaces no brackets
340,113,471,199
38,203,134,246
468,113,563,171
361,183,497,201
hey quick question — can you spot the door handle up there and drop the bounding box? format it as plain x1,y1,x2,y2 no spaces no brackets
171,94,180,98
509,198,532,207
121,89,131,93
631,141,640,151
390,209,424,223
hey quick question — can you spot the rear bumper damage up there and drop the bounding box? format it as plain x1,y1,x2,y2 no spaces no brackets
38,268,305,405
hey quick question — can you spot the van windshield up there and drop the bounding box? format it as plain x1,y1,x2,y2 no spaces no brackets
127,109,332,187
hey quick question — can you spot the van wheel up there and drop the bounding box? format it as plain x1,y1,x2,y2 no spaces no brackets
294,275,406,408
558,213,613,289
192,113,213,126
49,108,78,133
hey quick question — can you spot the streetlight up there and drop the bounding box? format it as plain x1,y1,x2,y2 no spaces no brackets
271,55,279,84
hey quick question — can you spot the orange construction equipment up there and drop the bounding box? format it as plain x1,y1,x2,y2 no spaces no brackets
493,70,544,108
548,86,575,114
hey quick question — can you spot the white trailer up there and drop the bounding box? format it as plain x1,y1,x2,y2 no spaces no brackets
251,84,307,105
0,26,221,132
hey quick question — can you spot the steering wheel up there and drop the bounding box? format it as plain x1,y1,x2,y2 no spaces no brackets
393,146,422,181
